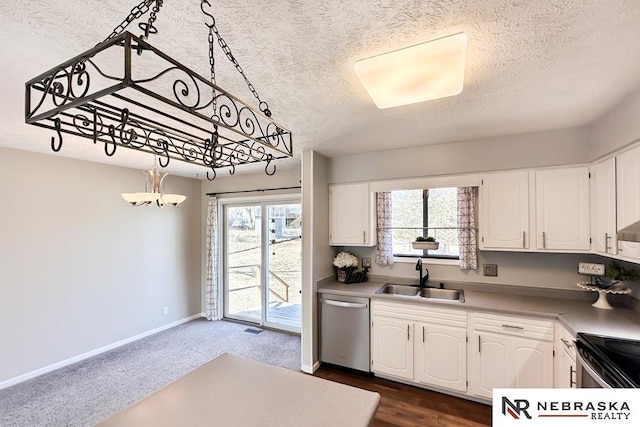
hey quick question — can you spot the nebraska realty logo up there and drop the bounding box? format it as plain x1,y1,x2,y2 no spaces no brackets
493,389,638,426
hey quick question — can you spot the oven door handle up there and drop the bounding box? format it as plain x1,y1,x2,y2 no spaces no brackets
576,348,612,388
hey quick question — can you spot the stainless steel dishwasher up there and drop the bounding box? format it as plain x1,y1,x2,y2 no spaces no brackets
319,293,370,372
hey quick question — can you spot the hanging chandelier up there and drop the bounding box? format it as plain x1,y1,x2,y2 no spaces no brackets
121,162,186,207
24,0,292,181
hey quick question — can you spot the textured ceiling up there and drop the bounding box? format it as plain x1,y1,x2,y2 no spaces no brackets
1,0,640,178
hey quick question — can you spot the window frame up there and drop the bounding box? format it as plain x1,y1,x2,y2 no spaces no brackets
389,187,460,260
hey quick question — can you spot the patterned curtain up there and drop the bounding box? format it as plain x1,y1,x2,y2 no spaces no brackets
205,196,222,320
457,187,478,270
375,192,394,265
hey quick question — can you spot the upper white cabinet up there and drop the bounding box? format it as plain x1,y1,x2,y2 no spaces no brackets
616,146,640,260
329,183,376,246
590,158,617,256
480,171,530,250
535,166,591,251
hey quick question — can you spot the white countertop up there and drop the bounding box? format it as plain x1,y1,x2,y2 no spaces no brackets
319,280,640,340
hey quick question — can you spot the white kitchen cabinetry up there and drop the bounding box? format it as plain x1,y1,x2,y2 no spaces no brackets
329,183,376,246
616,146,640,260
371,300,467,392
469,313,554,399
535,166,590,251
590,158,617,256
371,316,413,380
554,323,577,388
480,171,530,250
415,322,467,392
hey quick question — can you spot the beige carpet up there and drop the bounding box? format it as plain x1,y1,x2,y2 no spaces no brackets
0,319,300,426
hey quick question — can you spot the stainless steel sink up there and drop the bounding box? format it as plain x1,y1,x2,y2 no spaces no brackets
375,284,419,296
419,288,465,302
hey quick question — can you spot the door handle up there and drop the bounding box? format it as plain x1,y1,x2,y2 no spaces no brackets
605,233,611,252
363,230,366,244
561,338,572,349
501,324,524,330
422,326,425,343
322,299,368,309
570,365,576,387
542,231,546,249
407,324,410,340
522,231,526,248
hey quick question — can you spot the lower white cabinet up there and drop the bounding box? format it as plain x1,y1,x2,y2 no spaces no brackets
371,300,467,393
469,312,554,399
414,322,467,392
554,323,577,388
371,316,413,380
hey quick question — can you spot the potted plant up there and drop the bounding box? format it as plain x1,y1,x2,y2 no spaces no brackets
602,261,639,287
333,251,359,283
412,236,439,250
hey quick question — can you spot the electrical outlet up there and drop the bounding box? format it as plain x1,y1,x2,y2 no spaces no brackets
362,258,371,268
163,307,169,316
483,264,498,277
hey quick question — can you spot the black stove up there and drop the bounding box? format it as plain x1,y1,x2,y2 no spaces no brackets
576,333,640,388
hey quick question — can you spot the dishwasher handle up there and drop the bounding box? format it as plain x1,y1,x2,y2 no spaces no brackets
322,299,368,309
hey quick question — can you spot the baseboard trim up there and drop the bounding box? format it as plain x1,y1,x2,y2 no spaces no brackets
301,361,321,374
0,313,204,391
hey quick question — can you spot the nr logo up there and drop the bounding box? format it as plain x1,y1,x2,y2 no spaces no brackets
502,397,532,420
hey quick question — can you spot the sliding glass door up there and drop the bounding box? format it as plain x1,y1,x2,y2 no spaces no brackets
223,199,301,332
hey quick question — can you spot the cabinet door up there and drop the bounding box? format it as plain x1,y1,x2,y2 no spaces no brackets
535,167,590,250
415,323,467,392
616,147,640,260
590,158,617,255
470,333,553,399
554,349,577,388
512,336,554,388
480,171,529,249
329,183,374,246
371,316,413,380
470,333,509,399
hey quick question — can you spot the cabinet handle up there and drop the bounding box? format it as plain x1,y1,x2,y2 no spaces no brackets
363,230,366,244
501,324,524,330
478,335,481,353
605,233,612,252
560,338,572,349
522,231,526,248
407,325,410,341
570,365,576,387
422,326,425,343
542,231,546,249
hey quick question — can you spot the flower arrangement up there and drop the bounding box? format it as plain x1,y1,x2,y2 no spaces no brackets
333,251,360,283
333,251,359,269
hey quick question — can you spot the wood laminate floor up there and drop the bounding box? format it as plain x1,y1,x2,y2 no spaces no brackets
314,365,492,427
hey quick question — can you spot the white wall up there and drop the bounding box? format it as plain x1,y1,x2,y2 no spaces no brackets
0,148,202,385
301,151,333,372
329,127,590,183
589,85,640,159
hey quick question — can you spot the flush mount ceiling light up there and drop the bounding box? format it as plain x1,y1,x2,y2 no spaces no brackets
25,0,292,181
121,162,186,207
354,32,467,109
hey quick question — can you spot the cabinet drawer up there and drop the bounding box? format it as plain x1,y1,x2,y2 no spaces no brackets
555,323,576,361
471,312,554,341
372,300,467,328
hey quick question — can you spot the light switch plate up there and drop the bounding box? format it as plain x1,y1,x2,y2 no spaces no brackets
483,264,498,277
578,262,605,276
